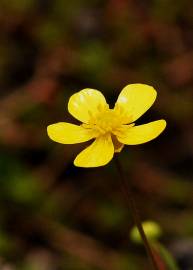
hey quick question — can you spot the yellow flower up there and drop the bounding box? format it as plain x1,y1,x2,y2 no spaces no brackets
47,84,166,168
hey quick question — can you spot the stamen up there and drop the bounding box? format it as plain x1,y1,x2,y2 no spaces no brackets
84,106,132,138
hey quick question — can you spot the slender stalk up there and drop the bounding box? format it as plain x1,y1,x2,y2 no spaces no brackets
115,156,160,270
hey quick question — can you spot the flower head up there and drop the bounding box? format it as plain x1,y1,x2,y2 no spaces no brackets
47,84,166,167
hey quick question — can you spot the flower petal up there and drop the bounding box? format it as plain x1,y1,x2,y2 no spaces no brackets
47,122,94,144
74,135,114,167
115,84,157,123
117,120,166,145
68,89,108,123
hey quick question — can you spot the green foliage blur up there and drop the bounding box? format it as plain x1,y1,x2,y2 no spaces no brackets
0,0,193,269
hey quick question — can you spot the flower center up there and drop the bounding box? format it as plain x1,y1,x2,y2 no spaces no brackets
95,109,121,132
83,107,124,136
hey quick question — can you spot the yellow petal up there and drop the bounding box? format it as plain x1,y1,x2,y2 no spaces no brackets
115,84,157,123
74,135,114,167
68,88,108,123
47,122,94,144
117,120,166,145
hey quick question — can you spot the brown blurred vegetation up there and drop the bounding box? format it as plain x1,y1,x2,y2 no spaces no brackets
0,0,193,269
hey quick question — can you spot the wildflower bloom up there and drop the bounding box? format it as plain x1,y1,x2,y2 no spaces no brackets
47,84,166,167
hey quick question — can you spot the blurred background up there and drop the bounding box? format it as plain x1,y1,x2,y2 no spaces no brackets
0,0,193,269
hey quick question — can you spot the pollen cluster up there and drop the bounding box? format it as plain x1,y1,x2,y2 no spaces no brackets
83,106,128,137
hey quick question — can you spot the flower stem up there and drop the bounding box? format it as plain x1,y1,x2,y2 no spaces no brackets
115,156,160,270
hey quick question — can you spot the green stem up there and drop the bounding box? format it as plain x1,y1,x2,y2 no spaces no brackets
115,156,160,270
153,243,180,270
